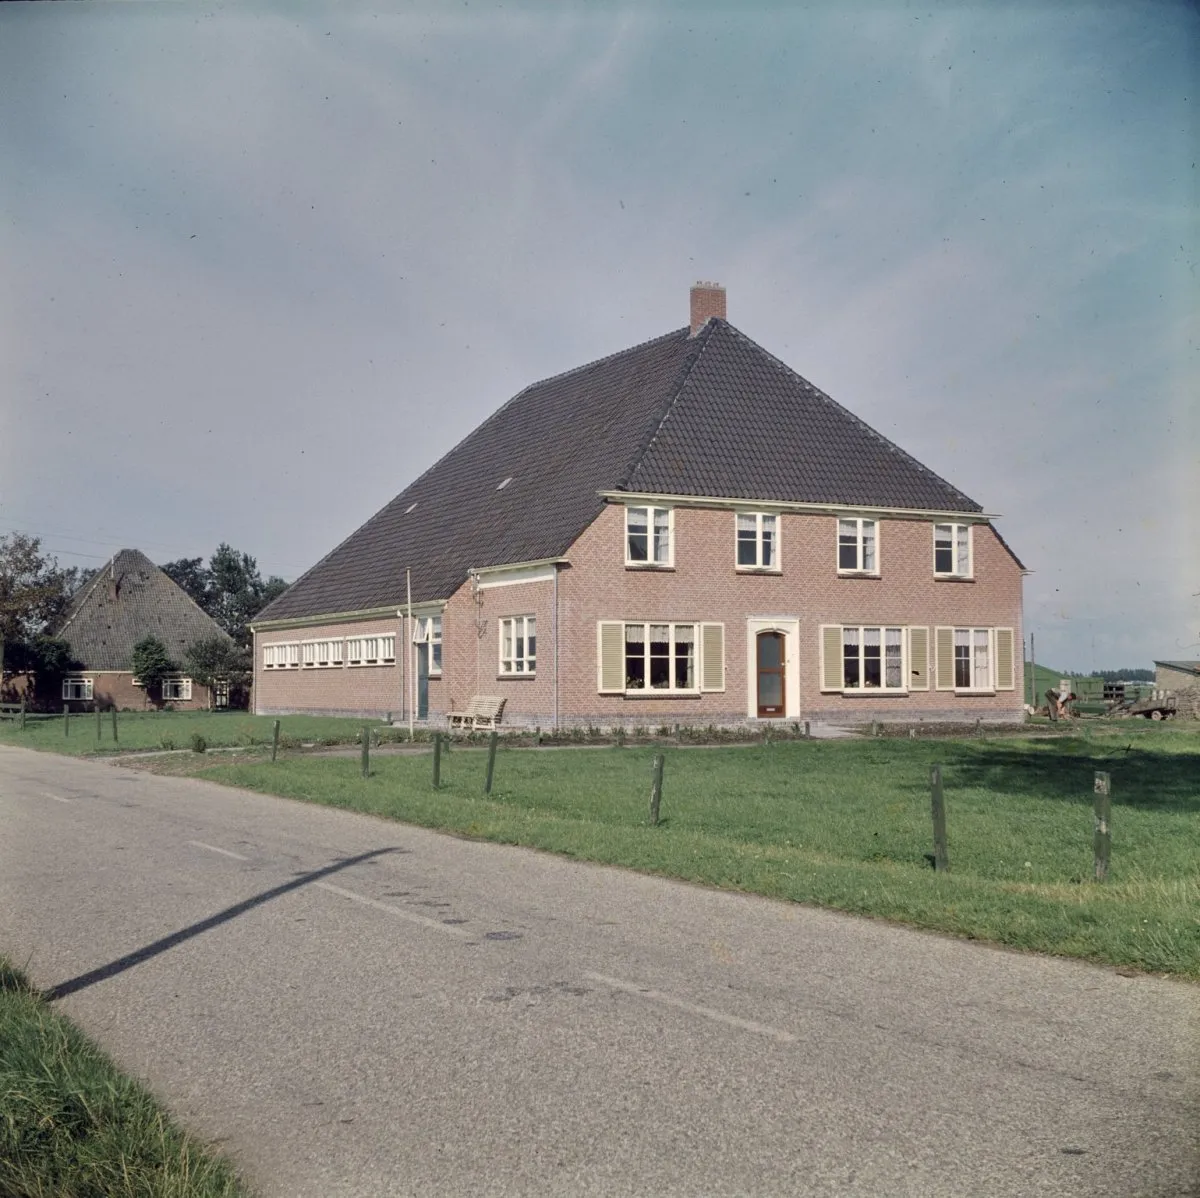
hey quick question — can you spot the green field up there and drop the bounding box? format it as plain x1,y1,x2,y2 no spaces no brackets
0,958,252,1198
0,709,388,755
168,728,1200,978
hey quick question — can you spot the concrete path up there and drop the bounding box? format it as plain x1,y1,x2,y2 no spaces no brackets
0,745,1195,1197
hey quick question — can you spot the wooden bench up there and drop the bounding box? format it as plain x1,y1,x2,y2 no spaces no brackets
447,696,506,732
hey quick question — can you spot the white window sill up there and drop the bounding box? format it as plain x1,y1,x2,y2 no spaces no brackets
625,562,675,571
348,662,394,668
836,570,881,579
735,566,782,575
954,689,996,696
839,689,910,697
934,574,975,582
498,672,536,680
621,690,701,699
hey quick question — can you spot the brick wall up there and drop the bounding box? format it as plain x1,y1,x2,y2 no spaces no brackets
254,617,405,719
68,672,213,711
555,503,1024,726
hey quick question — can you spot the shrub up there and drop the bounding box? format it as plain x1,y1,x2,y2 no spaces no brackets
191,734,207,754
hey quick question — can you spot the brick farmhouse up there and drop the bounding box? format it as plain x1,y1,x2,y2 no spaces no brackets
55,549,230,710
253,285,1026,728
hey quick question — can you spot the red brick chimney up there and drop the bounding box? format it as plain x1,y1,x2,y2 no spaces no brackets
689,281,726,336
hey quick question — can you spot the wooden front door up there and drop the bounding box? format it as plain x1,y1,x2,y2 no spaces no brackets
756,631,785,718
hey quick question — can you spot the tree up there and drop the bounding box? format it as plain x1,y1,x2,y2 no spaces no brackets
0,533,87,683
160,557,211,611
159,545,288,647
1,635,78,704
131,636,176,705
184,636,250,709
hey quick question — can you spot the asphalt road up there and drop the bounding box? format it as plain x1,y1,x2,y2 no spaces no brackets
1,744,1196,1197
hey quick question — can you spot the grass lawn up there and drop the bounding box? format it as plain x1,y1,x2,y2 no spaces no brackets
163,726,1200,978
0,709,389,756
0,958,252,1198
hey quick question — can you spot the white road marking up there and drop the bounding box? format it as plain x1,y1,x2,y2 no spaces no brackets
42,792,73,803
315,881,472,938
188,840,250,861
585,971,798,1044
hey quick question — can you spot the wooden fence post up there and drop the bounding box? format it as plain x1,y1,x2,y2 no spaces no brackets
361,725,370,778
95,701,101,742
432,733,442,788
111,706,118,743
271,719,280,762
803,720,810,739
1093,771,1111,882
64,703,69,737
20,696,25,730
650,753,665,825
930,764,949,872
484,730,499,794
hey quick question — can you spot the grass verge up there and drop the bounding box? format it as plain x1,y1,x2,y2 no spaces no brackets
0,957,252,1198
0,709,389,756
162,727,1200,978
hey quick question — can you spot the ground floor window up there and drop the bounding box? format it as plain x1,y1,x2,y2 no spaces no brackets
62,677,93,701
625,622,695,692
263,642,300,669
499,615,536,675
954,628,991,690
347,634,396,666
413,615,443,674
934,626,1016,692
162,677,193,701
842,627,905,690
302,639,344,667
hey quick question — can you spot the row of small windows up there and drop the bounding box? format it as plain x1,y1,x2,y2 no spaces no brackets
263,635,397,669
625,507,975,579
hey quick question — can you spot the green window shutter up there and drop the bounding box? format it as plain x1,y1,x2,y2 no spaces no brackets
700,623,725,691
820,625,842,691
935,627,954,690
598,622,624,693
908,627,930,690
995,628,1015,690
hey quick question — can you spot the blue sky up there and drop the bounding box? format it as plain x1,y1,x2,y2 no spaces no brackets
1,1,1196,673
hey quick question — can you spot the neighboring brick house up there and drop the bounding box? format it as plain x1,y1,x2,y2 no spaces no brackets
253,284,1026,727
55,549,231,710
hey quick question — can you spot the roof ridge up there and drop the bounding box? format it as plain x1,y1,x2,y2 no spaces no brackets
721,323,983,513
616,321,715,489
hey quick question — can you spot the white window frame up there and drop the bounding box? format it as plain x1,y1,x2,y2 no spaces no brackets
346,634,396,667
934,523,973,578
162,677,193,701
839,626,908,693
837,517,879,575
499,615,536,676
952,627,994,692
301,639,345,668
62,676,93,701
263,642,301,669
625,505,674,568
735,511,780,572
622,621,698,695
413,616,443,676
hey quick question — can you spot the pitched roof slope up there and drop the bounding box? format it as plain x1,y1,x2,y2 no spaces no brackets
259,318,982,622
57,549,230,670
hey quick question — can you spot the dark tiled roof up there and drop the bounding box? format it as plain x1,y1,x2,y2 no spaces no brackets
57,549,230,670
260,319,984,622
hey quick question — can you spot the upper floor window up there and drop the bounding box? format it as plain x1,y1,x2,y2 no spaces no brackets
838,518,877,573
413,615,443,675
499,615,536,675
736,512,778,570
626,505,673,567
62,677,93,701
934,523,972,577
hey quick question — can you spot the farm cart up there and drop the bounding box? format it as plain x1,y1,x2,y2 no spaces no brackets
1112,692,1178,720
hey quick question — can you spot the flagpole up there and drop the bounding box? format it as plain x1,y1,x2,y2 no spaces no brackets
407,568,414,741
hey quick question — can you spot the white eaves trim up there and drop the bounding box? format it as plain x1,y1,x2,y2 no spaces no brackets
470,558,565,590
598,490,998,523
